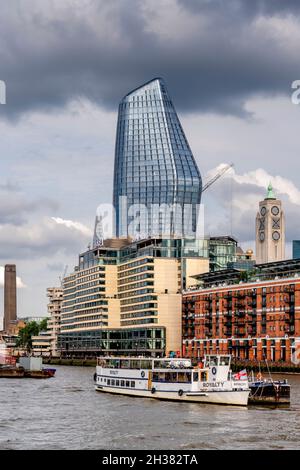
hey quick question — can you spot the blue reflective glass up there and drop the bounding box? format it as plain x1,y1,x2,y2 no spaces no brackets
113,78,202,238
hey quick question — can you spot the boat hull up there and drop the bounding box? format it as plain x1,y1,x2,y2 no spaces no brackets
0,367,25,378
95,385,249,406
0,366,56,379
248,382,290,405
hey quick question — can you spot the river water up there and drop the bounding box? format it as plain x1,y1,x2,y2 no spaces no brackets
0,366,299,450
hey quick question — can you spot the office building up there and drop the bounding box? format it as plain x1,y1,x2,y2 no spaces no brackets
113,77,202,239
58,238,209,357
183,259,300,364
293,241,300,259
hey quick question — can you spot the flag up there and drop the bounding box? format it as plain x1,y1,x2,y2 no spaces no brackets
291,343,300,365
233,369,248,380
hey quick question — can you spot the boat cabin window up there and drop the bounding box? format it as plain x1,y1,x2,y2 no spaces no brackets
153,359,190,369
193,372,199,382
126,381,130,387
205,356,218,367
131,381,135,388
121,380,125,387
152,371,191,383
121,360,130,369
98,358,120,369
97,358,152,369
140,360,152,369
220,356,230,366
201,371,208,381
116,380,120,386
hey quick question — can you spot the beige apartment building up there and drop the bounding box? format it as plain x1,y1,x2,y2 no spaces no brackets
32,287,63,357
59,238,209,357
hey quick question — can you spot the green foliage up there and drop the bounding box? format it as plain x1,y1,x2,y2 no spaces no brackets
238,269,256,283
39,318,48,331
16,318,49,351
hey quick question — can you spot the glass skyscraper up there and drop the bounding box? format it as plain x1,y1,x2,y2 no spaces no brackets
113,77,202,239
293,240,300,259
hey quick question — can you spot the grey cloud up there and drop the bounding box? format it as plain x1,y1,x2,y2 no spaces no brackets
0,0,300,119
47,262,65,272
0,216,90,260
179,0,300,16
0,186,59,225
205,177,300,244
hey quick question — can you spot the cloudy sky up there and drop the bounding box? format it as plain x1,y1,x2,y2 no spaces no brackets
0,0,300,318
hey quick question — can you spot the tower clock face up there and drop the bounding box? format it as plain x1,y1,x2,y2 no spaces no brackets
259,232,265,242
271,206,279,216
260,206,266,216
272,231,280,241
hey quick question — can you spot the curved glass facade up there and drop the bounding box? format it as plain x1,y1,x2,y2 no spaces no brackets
113,78,202,239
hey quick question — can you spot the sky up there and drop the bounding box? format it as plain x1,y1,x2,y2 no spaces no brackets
0,0,300,318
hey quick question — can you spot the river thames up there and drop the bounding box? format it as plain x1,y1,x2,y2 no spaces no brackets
0,366,300,450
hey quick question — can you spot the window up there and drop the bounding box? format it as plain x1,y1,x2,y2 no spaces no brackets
131,381,135,388
107,379,111,385
116,380,120,386
126,381,130,387
121,380,125,387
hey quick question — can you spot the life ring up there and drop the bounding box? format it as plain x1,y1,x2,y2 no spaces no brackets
141,371,145,378
151,387,156,394
178,389,184,397
212,366,217,375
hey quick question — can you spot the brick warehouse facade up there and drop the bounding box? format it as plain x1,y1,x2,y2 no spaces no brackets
182,259,300,364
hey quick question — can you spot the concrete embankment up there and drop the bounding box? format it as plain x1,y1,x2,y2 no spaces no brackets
43,358,96,367
231,362,300,374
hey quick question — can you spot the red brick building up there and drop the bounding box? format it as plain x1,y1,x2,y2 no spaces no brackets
182,259,300,364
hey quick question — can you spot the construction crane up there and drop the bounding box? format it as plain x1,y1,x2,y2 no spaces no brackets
59,265,68,287
202,163,234,194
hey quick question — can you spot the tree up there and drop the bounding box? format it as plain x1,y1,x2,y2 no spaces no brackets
39,318,48,331
15,318,49,352
15,321,40,351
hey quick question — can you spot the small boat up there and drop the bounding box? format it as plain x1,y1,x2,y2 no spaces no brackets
24,367,56,379
248,371,290,405
0,364,25,378
0,357,56,379
94,354,250,406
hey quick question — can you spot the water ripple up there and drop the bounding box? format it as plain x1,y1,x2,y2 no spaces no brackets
0,367,300,449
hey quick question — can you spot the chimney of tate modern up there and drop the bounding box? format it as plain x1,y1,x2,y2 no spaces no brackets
4,264,17,333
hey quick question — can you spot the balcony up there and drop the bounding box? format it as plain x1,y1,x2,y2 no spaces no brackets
235,330,246,337
204,330,213,337
223,294,232,300
235,310,246,317
224,311,232,317
224,330,232,337
235,292,246,299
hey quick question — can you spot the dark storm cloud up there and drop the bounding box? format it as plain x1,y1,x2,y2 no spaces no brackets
179,0,300,16
0,0,300,119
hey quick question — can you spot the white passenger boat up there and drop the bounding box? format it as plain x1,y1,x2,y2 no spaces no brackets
94,354,250,406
